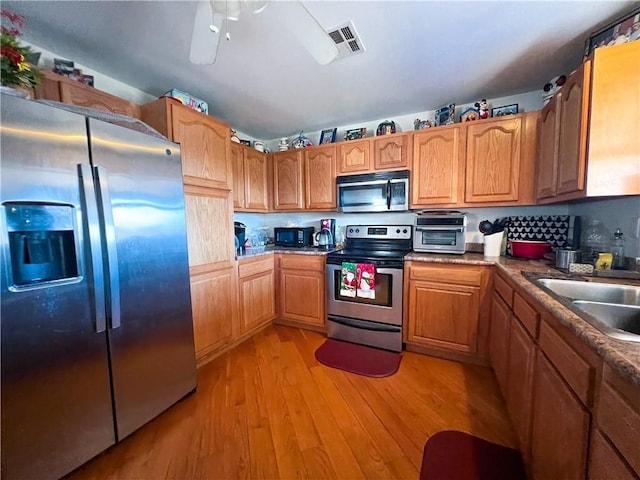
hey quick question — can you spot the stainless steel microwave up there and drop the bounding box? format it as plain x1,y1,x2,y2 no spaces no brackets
336,170,409,213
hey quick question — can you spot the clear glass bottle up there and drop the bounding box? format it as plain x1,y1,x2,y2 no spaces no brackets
611,228,626,269
581,218,611,265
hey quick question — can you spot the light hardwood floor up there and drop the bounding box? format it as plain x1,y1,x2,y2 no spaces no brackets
68,325,516,479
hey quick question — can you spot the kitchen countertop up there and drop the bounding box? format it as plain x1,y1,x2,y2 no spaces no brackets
405,252,640,387
236,245,337,260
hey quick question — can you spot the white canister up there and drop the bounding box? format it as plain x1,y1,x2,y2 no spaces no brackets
254,141,264,152
484,231,505,258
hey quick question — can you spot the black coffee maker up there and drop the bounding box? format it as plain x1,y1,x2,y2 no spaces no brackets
319,218,336,248
234,221,246,252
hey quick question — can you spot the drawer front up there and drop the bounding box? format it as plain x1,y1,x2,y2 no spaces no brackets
238,255,274,278
409,265,483,286
514,292,539,338
597,367,640,476
494,273,514,308
278,254,325,272
539,321,593,406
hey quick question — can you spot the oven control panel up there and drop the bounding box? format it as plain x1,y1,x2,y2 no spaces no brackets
345,225,412,240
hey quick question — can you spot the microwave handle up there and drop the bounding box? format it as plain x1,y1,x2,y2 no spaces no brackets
386,180,391,209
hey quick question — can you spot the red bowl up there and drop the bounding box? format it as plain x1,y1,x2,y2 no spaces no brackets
510,240,551,259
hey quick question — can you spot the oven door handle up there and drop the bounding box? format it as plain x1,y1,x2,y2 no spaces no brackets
329,316,401,333
385,180,392,210
415,226,466,232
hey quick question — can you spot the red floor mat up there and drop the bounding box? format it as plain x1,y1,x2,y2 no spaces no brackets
314,339,401,378
420,430,526,480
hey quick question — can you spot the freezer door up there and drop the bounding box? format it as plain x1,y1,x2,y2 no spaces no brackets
0,95,115,479
87,118,197,439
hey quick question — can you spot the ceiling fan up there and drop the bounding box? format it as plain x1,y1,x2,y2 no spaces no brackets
189,0,339,65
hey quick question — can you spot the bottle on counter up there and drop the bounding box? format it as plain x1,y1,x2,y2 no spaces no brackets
581,218,611,265
611,228,626,269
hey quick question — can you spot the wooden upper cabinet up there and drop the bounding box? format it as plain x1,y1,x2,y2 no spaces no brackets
465,116,522,203
536,99,560,200
140,98,232,190
304,145,337,210
556,61,590,196
373,133,410,170
587,40,640,197
273,150,305,210
338,139,371,174
242,148,269,211
411,125,464,206
230,143,245,209
35,71,139,117
171,105,232,189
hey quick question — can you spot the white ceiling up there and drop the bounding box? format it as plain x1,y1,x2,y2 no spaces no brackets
4,1,637,139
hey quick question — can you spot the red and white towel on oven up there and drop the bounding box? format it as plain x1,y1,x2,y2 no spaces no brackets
356,263,376,299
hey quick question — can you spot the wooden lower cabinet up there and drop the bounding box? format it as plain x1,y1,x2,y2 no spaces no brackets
588,430,637,480
405,263,489,362
237,256,275,335
593,365,640,477
506,318,536,458
489,292,511,397
275,254,325,331
190,267,236,360
530,351,590,480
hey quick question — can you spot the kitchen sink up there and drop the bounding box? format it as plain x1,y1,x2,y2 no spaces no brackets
536,278,640,307
533,277,640,342
572,301,640,341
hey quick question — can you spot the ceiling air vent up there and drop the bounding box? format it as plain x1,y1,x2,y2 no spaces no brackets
326,21,365,60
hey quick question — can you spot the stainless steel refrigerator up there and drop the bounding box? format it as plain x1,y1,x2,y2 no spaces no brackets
1,94,197,480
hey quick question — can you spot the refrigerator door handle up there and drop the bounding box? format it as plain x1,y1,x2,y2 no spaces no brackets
79,164,107,333
95,166,121,330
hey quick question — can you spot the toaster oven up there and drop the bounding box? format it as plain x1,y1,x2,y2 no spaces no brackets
413,211,467,254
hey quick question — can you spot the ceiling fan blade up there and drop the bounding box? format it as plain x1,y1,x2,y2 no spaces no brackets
189,1,223,64
283,1,339,65
243,0,269,14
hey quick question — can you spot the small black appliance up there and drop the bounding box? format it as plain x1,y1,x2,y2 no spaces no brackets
274,226,314,248
234,221,246,252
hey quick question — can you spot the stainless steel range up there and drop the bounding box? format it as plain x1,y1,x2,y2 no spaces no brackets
326,225,412,352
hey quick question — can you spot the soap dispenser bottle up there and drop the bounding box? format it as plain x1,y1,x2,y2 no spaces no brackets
611,228,626,269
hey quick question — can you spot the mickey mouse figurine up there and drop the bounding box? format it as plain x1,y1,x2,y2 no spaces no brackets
475,99,489,119
542,75,567,105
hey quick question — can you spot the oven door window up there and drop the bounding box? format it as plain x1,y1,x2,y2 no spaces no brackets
332,268,392,307
419,229,459,247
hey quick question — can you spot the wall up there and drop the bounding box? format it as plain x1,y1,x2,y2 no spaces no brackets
265,90,543,149
568,196,640,258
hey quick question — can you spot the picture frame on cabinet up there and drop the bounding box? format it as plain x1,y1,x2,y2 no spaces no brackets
319,127,337,144
239,139,251,146
584,6,640,59
344,127,367,141
435,103,455,126
491,103,519,117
